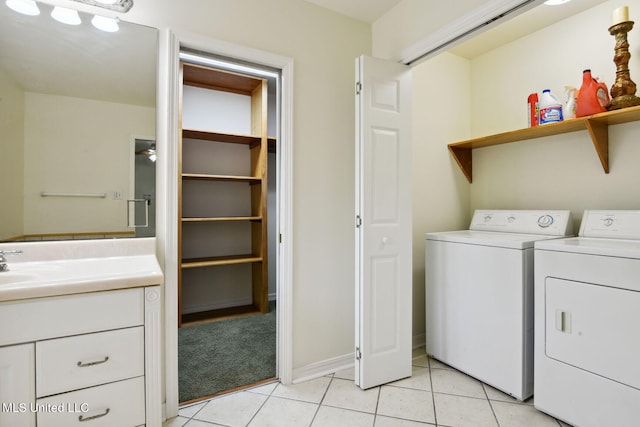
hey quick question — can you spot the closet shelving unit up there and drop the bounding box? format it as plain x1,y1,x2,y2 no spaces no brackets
178,62,273,327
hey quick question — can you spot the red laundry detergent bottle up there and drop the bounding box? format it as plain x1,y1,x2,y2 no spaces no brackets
576,69,610,117
527,92,539,127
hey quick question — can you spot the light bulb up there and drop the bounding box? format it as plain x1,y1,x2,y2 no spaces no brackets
5,0,40,15
51,6,81,25
544,0,571,5
91,14,119,32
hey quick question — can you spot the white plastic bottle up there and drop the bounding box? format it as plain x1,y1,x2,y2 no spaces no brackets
539,89,564,124
563,86,577,120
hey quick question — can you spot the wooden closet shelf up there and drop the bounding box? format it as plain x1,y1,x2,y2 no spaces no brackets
183,62,263,95
183,128,259,144
448,105,640,183
181,254,263,268
182,128,276,148
181,304,264,326
182,216,262,222
182,173,261,182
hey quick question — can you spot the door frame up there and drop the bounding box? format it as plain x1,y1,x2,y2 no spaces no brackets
129,135,156,236
157,29,294,419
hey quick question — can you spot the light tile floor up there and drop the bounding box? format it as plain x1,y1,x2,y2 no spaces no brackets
164,348,572,427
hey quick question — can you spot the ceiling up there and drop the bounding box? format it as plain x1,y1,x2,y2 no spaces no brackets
303,0,403,23
304,0,607,58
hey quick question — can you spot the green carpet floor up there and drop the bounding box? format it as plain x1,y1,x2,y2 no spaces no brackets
178,302,276,403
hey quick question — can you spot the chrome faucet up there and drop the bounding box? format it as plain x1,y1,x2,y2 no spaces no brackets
0,250,23,272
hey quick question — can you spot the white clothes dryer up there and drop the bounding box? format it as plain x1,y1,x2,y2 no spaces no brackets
534,210,640,427
425,210,573,401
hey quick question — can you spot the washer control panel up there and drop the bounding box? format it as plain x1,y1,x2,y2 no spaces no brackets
579,210,640,239
469,210,573,236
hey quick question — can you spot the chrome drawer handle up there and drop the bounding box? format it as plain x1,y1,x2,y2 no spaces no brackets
78,408,110,422
77,356,109,367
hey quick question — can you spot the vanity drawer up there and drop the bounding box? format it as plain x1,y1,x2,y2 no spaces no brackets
36,327,144,397
36,376,145,427
0,288,144,346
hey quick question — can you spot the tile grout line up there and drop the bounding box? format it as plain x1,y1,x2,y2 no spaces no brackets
244,383,277,426
426,355,440,427
372,381,382,425
307,374,335,426
481,383,501,427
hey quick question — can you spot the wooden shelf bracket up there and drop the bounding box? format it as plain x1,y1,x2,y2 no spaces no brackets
584,118,609,173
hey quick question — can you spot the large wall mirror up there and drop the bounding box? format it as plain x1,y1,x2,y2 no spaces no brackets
0,1,157,242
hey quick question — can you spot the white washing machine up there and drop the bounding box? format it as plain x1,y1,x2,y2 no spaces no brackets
534,210,640,427
426,210,573,401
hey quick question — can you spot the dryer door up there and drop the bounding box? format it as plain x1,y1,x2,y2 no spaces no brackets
545,277,640,390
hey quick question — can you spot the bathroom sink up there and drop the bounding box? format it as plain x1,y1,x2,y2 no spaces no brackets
0,273,38,285
0,238,164,302
0,256,163,302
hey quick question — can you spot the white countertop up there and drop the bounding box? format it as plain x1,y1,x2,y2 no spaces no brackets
0,238,163,302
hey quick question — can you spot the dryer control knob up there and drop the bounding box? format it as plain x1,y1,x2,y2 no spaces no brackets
538,214,554,228
603,217,614,227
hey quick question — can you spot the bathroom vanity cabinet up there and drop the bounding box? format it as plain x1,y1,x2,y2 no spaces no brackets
0,286,161,427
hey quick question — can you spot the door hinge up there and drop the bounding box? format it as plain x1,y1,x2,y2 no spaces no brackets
356,81,362,95
356,215,362,228
279,233,283,244
355,347,362,360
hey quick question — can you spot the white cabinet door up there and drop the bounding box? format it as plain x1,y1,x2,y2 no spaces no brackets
355,55,412,389
0,343,35,427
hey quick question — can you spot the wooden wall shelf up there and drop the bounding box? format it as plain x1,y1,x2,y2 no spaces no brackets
448,105,640,183
181,254,263,268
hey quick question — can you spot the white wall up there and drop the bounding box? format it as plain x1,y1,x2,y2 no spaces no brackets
469,0,640,228
410,53,472,344
23,93,155,235
124,0,371,369
0,67,24,240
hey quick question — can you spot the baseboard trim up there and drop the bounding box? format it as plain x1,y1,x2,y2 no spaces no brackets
292,353,353,384
291,334,426,385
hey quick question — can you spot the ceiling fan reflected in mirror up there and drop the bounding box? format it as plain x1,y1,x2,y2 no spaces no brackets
135,146,156,162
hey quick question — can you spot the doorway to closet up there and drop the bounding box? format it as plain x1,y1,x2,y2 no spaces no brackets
177,50,280,404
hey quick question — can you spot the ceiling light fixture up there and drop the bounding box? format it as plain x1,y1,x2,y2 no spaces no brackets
5,0,127,32
544,0,571,5
70,0,133,13
136,146,157,162
51,6,81,25
5,0,40,15
91,14,119,32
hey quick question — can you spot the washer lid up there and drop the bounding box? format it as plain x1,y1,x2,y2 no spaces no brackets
469,210,573,236
426,229,568,249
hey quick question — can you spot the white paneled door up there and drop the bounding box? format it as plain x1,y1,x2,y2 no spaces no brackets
355,55,412,389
